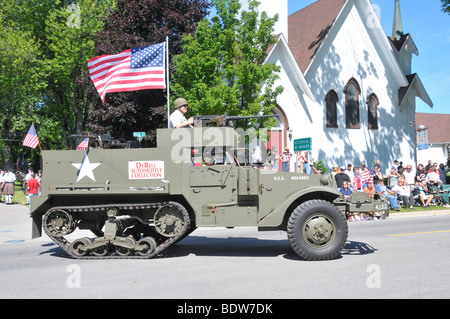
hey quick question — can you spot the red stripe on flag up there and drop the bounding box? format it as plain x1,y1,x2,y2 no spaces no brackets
87,44,166,103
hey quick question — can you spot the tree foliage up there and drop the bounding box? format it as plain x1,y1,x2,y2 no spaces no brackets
0,0,113,168
43,0,114,146
87,0,211,146
442,0,450,14
171,0,283,128
0,0,284,169
0,7,42,167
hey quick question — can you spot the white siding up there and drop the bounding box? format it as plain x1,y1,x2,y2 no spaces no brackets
270,2,417,173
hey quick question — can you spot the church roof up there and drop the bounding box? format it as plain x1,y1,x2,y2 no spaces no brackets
398,73,433,108
286,0,431,107
265,33,316,101
288,0,346,73
416,113,450,144
388,33,409,52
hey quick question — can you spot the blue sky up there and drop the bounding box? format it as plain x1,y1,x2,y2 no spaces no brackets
288,0,450,114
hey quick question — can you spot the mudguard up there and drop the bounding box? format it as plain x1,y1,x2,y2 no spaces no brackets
258,186,342,230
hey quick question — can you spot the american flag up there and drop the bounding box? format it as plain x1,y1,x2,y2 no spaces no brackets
361,169,372,184
88,42,166,103
76,138,89,150
352,174,358,191
22,124,40,149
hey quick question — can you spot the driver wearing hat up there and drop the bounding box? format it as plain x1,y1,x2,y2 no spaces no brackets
169,98,194,128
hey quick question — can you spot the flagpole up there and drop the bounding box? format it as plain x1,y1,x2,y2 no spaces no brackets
166,36,170,128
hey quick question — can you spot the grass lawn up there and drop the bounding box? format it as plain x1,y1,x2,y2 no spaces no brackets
1,182,27,205
389,205,450,214
14,183,27,205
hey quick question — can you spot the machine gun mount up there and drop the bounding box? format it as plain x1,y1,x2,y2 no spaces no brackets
193,113,279,127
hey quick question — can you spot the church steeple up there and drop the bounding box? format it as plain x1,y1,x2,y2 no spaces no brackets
392,0,404,40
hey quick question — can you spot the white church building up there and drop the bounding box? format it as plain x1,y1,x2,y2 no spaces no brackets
243,0,433,173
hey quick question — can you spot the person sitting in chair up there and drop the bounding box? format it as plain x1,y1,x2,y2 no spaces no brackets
413,181,433,208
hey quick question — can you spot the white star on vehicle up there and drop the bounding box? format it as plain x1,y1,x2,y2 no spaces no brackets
72,154,101,182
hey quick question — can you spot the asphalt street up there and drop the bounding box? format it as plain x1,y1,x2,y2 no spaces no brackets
0,203,449,299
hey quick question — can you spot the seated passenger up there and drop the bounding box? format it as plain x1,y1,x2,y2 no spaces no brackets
375,179,400,211
392,178,415,209
427,166,442,185
363,181,375,197
339,182,359,221
361,181,376,220
428,181,450,207
413,181,433,207
339,181,352,198
169,98,194,128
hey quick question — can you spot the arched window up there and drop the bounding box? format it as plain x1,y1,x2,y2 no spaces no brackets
367,93,379,130
344,78,361,129
325,90,338,128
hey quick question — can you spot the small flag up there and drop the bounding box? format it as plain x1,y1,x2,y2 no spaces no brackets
23,124,39,149
361,169,371,182
87,42,166,103
76,138,89,150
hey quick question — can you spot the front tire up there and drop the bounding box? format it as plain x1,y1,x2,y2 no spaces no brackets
287,200,348,261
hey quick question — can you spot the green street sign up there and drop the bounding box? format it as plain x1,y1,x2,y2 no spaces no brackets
294,138,312,152
133,132,146,137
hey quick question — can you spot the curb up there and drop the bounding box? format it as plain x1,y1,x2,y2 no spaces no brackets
388,209,450,219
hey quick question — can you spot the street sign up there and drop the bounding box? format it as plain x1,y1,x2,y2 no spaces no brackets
294,138,312,152
133,132,146,138
133,132,146,142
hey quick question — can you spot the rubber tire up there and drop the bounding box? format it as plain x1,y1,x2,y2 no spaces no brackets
287,200,348,261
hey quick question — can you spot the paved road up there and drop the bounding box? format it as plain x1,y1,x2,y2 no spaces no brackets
1,203,449,299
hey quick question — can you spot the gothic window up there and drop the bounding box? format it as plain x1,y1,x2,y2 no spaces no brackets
344,78,361,129
325,90,338,128
367,93,379,130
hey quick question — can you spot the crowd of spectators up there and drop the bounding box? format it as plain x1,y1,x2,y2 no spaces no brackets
0,168,41,206
331,159,450,220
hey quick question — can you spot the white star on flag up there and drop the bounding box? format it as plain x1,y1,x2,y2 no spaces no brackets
72,154,101,182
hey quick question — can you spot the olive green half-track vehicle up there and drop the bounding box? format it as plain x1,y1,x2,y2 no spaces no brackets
31,124,388,260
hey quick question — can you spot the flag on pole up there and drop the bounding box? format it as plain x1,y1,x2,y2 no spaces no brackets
23,124,40,149
87,42,166,103
352,174,357,191
76,138,89,150
361,169,371,183
361,170,373,187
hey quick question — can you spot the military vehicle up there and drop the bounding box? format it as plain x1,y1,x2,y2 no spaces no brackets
30,119,388,260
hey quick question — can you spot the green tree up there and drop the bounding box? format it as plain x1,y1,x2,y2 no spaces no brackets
0,0,114,157
442,0,450,14
87,0,211,146
171,0,283,127
41,0,115,148
0,7,44,167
